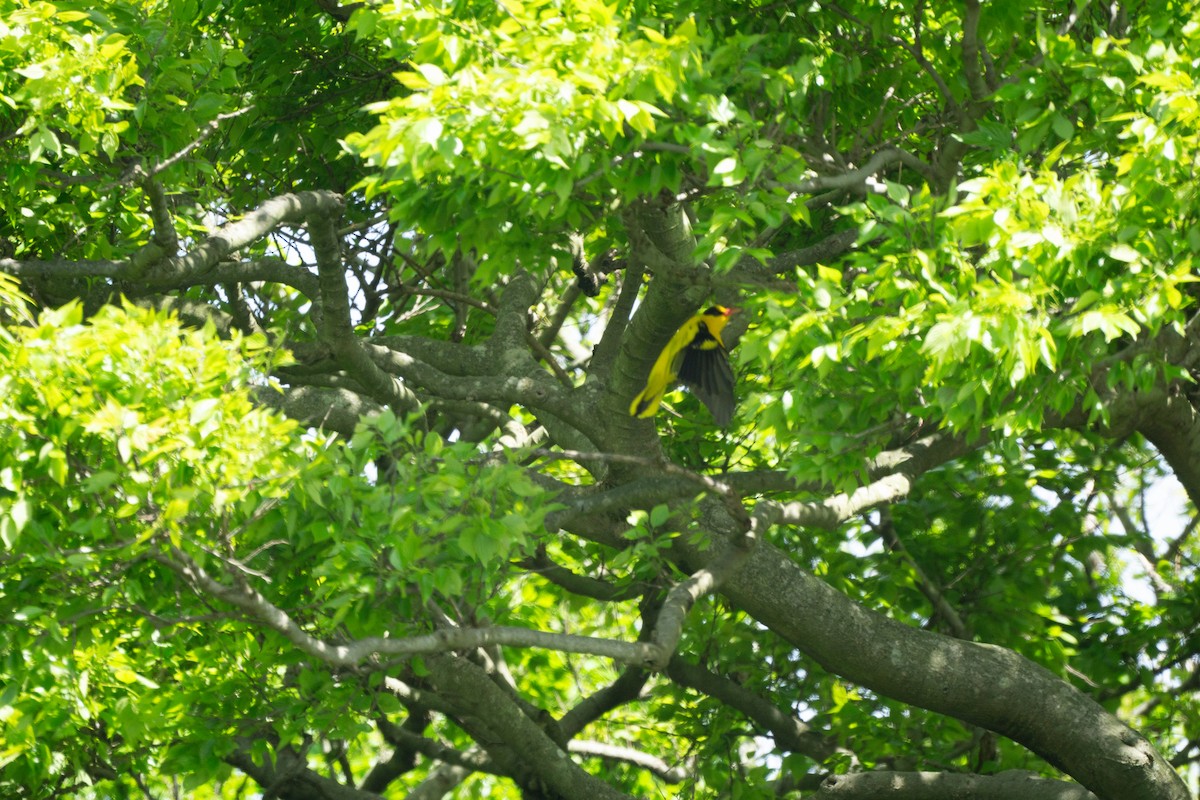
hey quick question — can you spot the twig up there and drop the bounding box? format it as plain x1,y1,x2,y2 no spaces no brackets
149,106,254,179
878,509,970,638
394,285,495,314
827,2,958,108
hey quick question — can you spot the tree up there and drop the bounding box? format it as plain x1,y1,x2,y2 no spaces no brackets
0,0,1197,798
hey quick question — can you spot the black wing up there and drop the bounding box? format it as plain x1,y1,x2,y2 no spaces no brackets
677,345,735,426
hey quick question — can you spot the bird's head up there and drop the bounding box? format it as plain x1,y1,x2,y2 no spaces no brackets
701,305,737,337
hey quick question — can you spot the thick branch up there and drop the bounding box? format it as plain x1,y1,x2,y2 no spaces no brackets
961,0,992,101
163,190,344,283
6,191,341,299
405,764,471,800
206,257,320,298
668,530,1190,800
1049,316,1200,507
588,247,644,383
1136,393,1200,510
608,199,728,454
361,712,438,792
812,770,1099,799
253,385,383,437
423,653,636,800
767,471,916,528
360,280,594,438
310,200,421,412
1,253,320,300
1,257,124,279
363,341,593,433
142,176,179,255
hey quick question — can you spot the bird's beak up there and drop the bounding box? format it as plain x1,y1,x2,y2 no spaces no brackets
724,307,739,317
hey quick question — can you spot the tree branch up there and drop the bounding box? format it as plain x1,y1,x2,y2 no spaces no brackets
309,198,422,412
520,548,649,602
162,190,344,283
568,740,688,783
157,545,666,668
423,653,637,800
372,720,496,776
359,712,431,792
961,0,992,102
812,770,1099,799
878,509,970,638
1048,313,1200,507
766,147,937,197
669,530,1189,800
252,385,383,437
1,257,124,279
137,106,254,182
404,763,471,800
558,665,650,741
225,741,372,800
141,176,179,255
665,656,837,761
648,533,755,668
588,244,644,382
762,228,861,276
760,433,978,529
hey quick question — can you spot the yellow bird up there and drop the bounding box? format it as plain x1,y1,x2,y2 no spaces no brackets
629,306,737,426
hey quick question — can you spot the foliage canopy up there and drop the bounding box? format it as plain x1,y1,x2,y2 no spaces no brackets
1,1,1199,799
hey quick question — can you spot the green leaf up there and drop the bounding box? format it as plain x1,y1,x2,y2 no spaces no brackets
1051,113,1074,140
415,63,448,87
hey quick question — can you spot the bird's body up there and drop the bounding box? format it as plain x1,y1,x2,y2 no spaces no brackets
629,306,736,426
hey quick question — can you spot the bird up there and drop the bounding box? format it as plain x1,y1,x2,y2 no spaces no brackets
629,306,737,426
